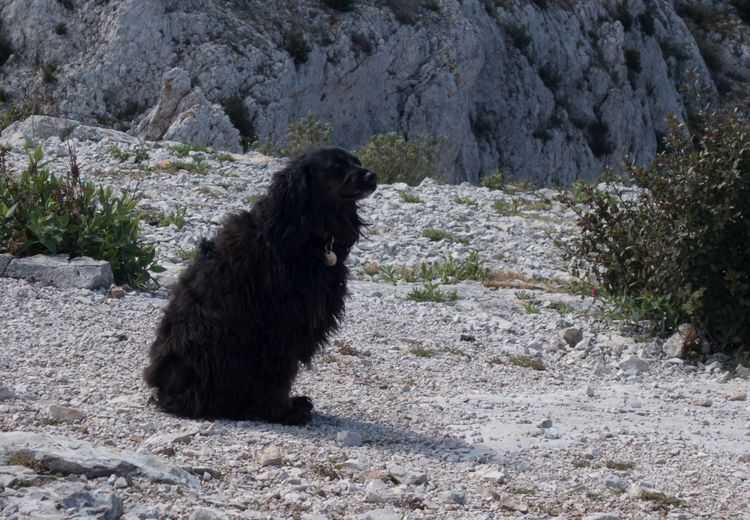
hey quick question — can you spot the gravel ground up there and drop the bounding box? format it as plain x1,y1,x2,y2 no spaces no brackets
1,128,749,519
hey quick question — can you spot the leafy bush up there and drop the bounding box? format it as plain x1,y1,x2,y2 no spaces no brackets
0,147,163,287
561,108,750,350
255,113,332,157
354,132,446,185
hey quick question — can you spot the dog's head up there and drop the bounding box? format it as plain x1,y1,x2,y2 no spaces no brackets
298,146,378,203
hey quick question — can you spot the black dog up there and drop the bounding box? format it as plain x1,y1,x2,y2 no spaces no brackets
143,146,377,424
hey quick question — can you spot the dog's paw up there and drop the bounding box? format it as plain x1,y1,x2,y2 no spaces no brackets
280,395,314,425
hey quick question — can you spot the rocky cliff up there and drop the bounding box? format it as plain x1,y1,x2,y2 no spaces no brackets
0,0,748,184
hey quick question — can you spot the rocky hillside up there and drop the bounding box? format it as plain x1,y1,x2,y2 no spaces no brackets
1,0,749,185
1,119,749,519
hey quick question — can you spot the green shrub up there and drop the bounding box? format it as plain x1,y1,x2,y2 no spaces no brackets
255,113,332,157
624,49,642,74
0,32,12,67
613,0,634,30
41,62,58,84
482,170,504,190
505,23,531,49
732,0,750,22
54,23,67,35
0,148,163,287
169,142,210,157
398,190,423,203
561,108,750,350
282,29,311,65
587,120,614,157
638,7,656,35
322,0,355,11
355,132,445,185
223,94,255,151
407,282,458,303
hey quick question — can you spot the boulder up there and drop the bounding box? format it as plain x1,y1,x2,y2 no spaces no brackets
3,254,114,290
136,67,241,152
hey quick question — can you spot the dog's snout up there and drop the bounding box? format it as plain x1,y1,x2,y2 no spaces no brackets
364,170,377,186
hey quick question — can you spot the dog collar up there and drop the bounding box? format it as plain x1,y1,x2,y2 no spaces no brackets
324,236,337,267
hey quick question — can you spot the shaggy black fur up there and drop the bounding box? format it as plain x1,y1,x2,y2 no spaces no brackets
143,146,377,424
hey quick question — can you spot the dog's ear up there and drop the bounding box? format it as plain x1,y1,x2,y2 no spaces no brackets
264,165,312,252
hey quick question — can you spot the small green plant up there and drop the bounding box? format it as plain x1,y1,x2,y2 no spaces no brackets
523,301,541,314
379,264,399,285
178,247,197,263
573,459,591,469
245,193,262,205
41,62,58,83
639,7,656,35
482,170,504,190
160,206,187,229
625,49,642,74
216,152,235,162
638,490,682,508
223,94,255,151
169,142,210,157
0,32,12,67
505,22,531,48
453,194,478,207
355,132,446,185
407,282,458,303
732,0,750,22
548,301,576,314
515,290,534,300
282,29,311,65
310,460,343,479
408,346,439,357
605,460,635,471
510,487,536,495
57,0,75,11
509,355,546,371
585,491,603,501
613,0,633,30
39,417,65,426
107,145,130,162
493,198,520,216
160,160,207,175
0,147,163,287
398,190,423,203
6,450,45,472
322,0,355,11
54,23,67,35
422,228,452,242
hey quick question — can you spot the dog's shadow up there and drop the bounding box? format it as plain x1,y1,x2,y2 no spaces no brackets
253,413,497,462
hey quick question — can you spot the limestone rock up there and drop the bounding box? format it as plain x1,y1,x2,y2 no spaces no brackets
0,431,199,487
3,254,114,290
0,115,139,148
136,67,240,152
0,479,123,520
662,323,701,359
